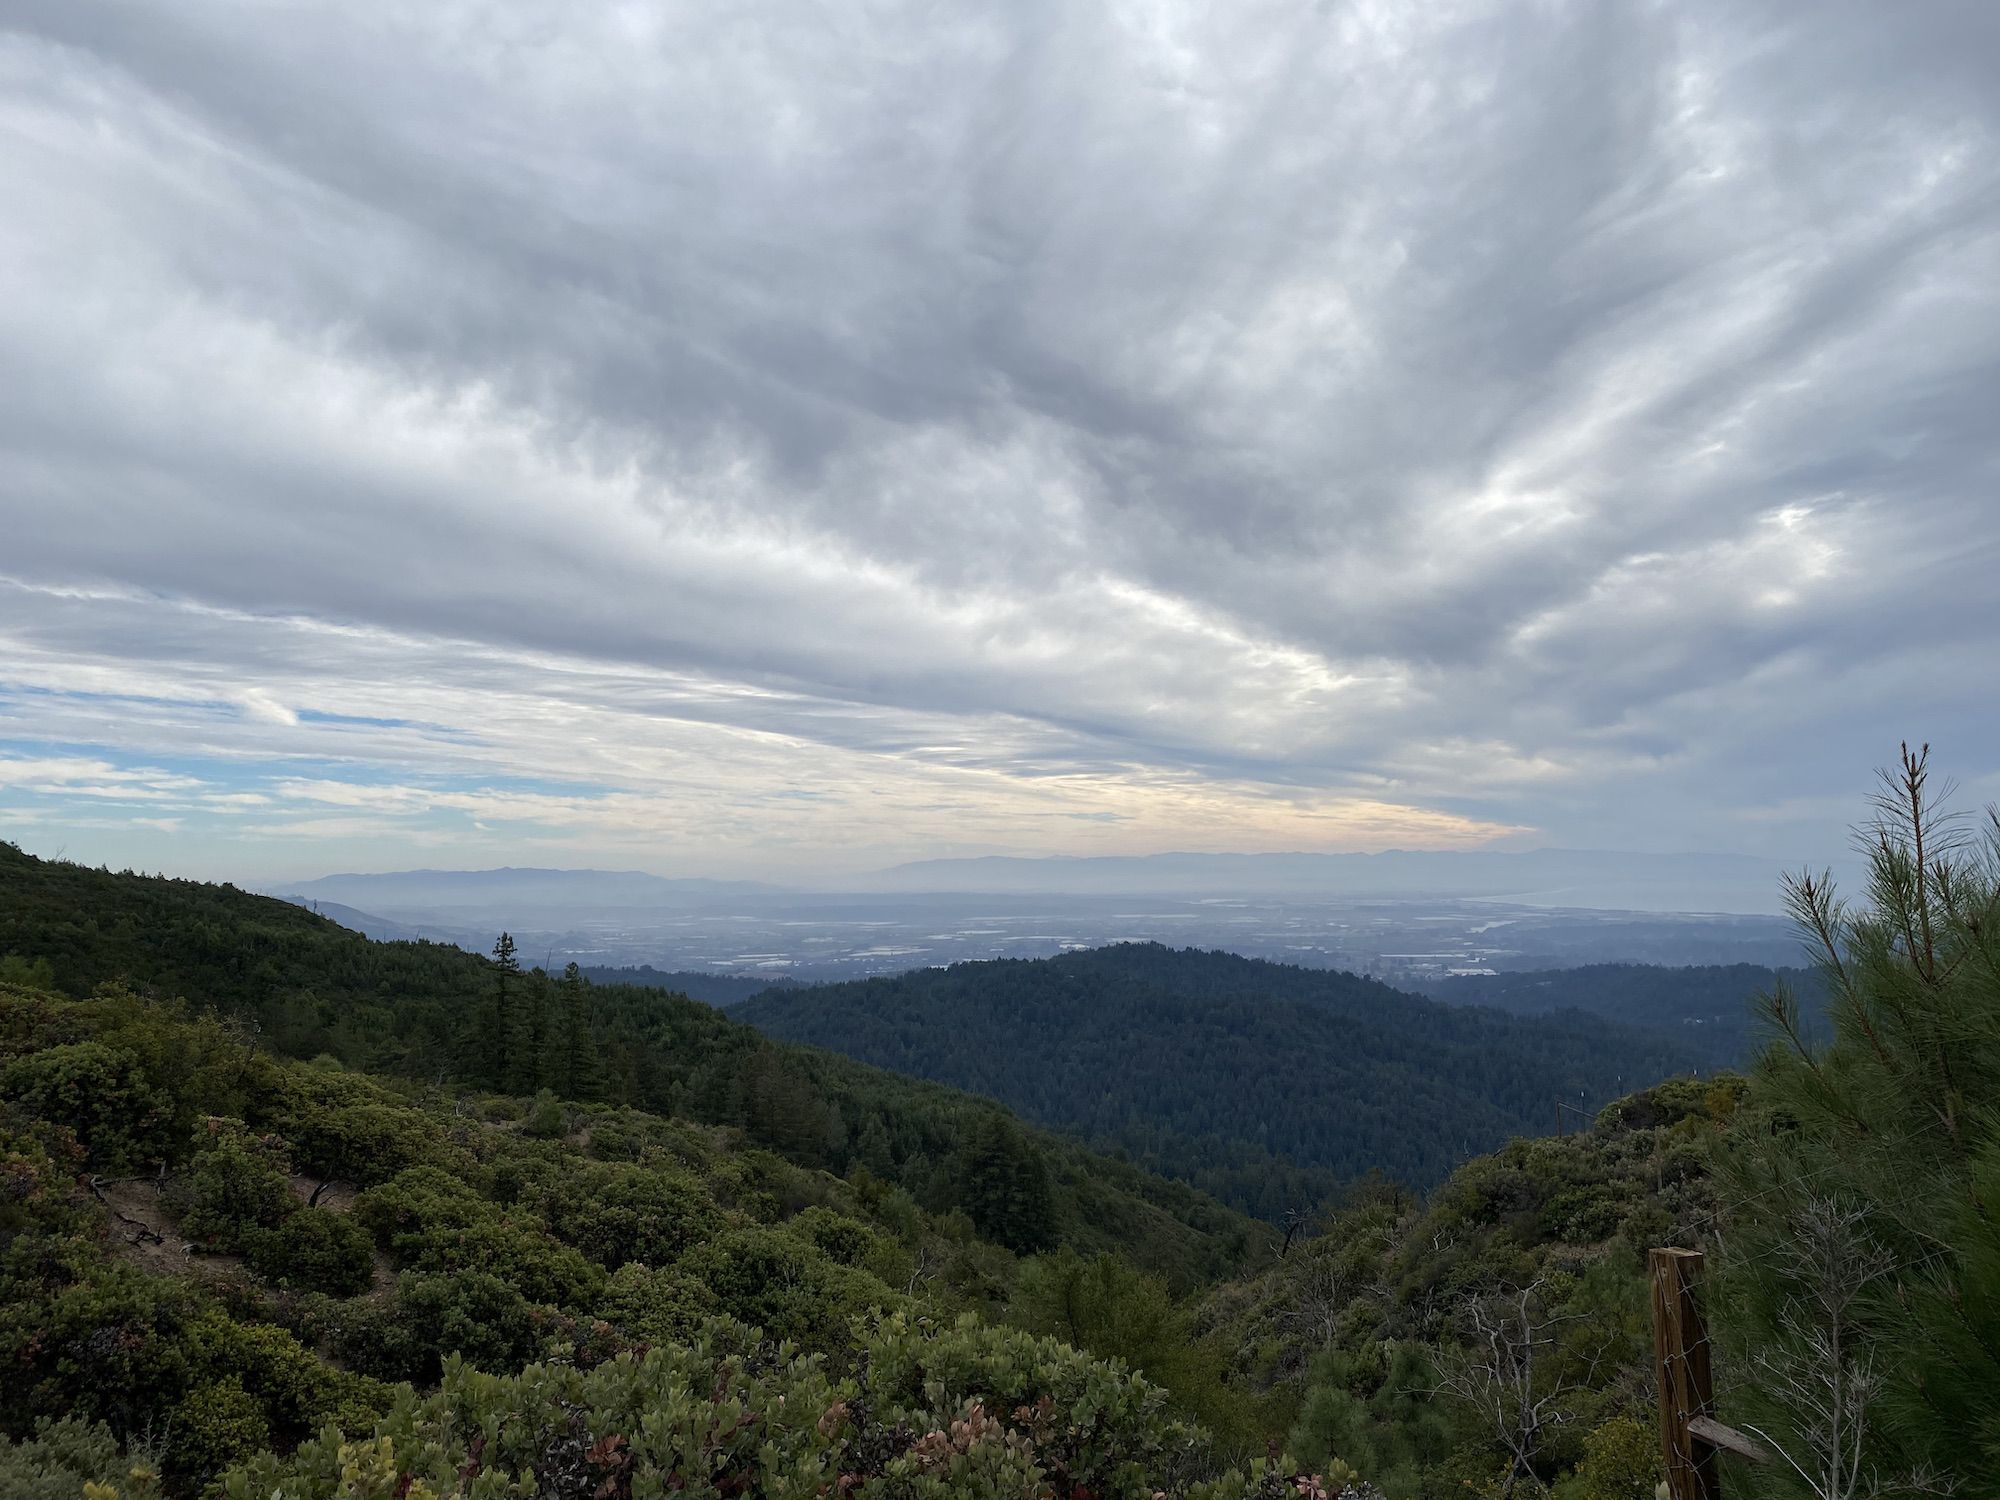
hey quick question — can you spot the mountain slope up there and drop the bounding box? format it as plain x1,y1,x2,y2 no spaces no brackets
737,944,1705,1216
1415,961,1826,1068
580,963,803,1007
280,895,431,943
0,843,1263,1282
0,974,1286,1497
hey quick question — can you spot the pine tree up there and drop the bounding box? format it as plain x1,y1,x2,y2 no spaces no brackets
959,1113,1056,1253
510,968,549,1095
489,931,520,1090
1717,745,2000,1496
559,962,593,1099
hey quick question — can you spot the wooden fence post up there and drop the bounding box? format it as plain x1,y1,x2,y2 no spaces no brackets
1651,1248,1721,1500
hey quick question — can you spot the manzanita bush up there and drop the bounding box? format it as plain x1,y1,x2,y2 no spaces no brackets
222,1314,1341,1500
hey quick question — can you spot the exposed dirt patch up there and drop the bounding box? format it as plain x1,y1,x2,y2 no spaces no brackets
289,1173,358,1212
94,1177,244,1283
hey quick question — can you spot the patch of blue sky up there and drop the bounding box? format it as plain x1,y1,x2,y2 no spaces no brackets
0,684,466,741
0,737,620,804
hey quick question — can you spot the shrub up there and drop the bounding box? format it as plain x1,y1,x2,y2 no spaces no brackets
790,1204,879,1267
183,1120,296,1250
521,1089,566,1139
393,1268,546,1375
676,1225,834,1343
1552,1416,1658,1500
533,1161,723,1268
1,1042,171,1171
596,1261,720,1344
0,1417,140,1500
171,1377,270,1486
225,1315,1231,1500
245,1206,374,1297
354,1164,598,1305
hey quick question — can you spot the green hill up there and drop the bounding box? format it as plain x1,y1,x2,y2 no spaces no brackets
579,963,803,1007
0,843,1263,1284
0,974,1299,1497
1414,961,1824,1068
736,944,1708,1217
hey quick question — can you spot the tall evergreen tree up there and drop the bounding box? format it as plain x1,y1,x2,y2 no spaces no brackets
489,931,520,1090
1717,746,2000,1496
960,1113,1057,1254
510,967,550,1095
559,961,593,1099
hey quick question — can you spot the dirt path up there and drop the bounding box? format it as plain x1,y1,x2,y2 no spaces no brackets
288,1173,359,1212
94,1178,245,1282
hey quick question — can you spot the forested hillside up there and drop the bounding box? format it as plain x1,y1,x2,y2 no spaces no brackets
580,964,801,1008
0,844,1260,1283
738,945,1704,1218
0,976,1309,1498
1417,963,1826,1069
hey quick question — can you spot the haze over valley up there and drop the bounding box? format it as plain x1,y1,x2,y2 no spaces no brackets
277,855,1810,987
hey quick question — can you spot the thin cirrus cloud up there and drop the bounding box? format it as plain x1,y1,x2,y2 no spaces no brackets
0,0,1996,883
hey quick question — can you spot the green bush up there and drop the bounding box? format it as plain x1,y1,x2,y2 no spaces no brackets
676,1225,838,1343
225,1314,1235,1500
182,1120,296,1250
596,1261,721,1344
521,1088,566,1138
530,1161,723,1268
393,1268,546,1375
355,1164,601,1307
1,1041,171,1171
245,1206,374,1296
790,1204,880,1266
0,1417,144,1500
171,1377,270,1485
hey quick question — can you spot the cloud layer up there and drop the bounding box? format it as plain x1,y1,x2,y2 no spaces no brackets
3,0,1996,881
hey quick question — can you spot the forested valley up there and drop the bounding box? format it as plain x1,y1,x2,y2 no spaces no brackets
1413,964,1829,1072
736,946,1710,1218
3,751,1998,1499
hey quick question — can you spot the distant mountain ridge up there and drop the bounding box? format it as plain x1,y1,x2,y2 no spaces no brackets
279,866,776,910
737,942,1709,1217
272,848,1815,916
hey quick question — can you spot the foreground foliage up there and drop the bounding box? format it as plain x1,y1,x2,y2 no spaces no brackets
0,977,1338,1497
1185,1075,1741,1498
227,1315,1259,1500
1716,747,2000,1496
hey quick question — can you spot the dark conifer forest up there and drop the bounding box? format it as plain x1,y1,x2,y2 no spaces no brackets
737,945,1712,1217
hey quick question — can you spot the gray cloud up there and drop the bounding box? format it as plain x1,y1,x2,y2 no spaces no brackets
2,0,1996,877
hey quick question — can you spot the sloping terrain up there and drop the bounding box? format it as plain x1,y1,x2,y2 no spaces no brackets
1415,961,1826,1068
0,843,1263,1283
738,943,1705,1216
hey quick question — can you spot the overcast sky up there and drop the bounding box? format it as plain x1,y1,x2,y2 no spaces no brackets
2,0,1996,885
